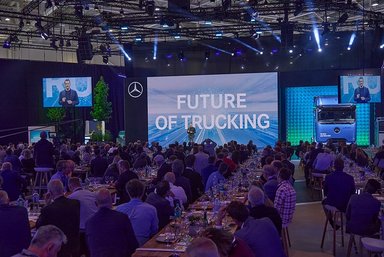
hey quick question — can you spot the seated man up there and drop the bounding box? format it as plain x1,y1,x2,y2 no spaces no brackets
85,188,138,257
36,180,80,257
217,201,285,257
346,179,381,236
50,160,72,191
0,162,25,201
12,225,67,257
274,167,296,227
205,163,228,192
146,181,174,230
116,179,158,246
115,160,138,204
262,164,278,202
0,190,30,257
248,187,282,235
164,172,188,206
186,237,220,257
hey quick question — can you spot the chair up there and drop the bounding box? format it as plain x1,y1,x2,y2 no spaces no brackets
33,167,54,196
361,237,384,257
320,204,345,256
310,172,325,199
282,224,291,257
346,234,361,257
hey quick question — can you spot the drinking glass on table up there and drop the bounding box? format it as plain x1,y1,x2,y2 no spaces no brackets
164,226,173,247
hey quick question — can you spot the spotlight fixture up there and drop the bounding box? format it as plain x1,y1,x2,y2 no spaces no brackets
50,38,58,50
40,31,49,40
65,39,71,47
222,0,231,11
74,5,84,18
321,23,330,36
146,0,155,16
120,8,124,15
205,50,210,60
10,34,19,42
100,43,111,56
19,19,24,29
45,0,53,9
178,51,184,61
337,13,349,24
294,0,304,16
102,55,109,64
3,39,11,49
59,38,64,48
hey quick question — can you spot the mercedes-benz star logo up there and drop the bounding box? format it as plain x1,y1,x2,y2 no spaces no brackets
127,81,143,98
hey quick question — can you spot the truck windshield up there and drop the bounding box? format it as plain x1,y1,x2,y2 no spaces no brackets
317,108,355,124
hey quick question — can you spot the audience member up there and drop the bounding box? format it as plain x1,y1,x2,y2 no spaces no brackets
186,237,220,257
50,160,72,191
274,167,296,227
202,138,217,157
85,188,138,257
0,162,25,201
34,131,54,168
205,163,229,192
201,156,218,187
115,160,138,204
346,179,381,236
0,190,31,257
90,148,108,177
164,172,188,206
323,157,355,227
172,159,192,203
202,227,255,257
184,155,204,202
248,187,282,235
262,164,278,202
218,201,285,257
11,225,67,257
116,179,158,246
4,148,22,172
36,180,80,257
194,145,209,174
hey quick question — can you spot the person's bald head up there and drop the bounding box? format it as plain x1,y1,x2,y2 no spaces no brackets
96,188,112,209
0,190,9,205
164,172,176,184
47,180,64,198
186,237,220,257
248,187,265,207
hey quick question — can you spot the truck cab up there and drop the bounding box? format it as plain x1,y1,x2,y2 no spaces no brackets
314,96,356,144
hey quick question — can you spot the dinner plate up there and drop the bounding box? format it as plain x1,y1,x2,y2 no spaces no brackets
156,233,176,243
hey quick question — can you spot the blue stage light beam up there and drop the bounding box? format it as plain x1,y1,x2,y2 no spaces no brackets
153,36,158,60
198,42,234,56
313,27,321,51
231,38,263,54
347,32,356,50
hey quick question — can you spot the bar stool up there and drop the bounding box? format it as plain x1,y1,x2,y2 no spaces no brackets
310,172,325,199
282,224,291,257
320,204,345,256
361,237,384,257
33,167,54,196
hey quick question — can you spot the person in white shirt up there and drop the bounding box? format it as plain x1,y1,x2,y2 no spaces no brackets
163,172,187,207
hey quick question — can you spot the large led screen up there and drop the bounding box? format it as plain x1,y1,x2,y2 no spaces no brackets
43,77,92,107
147,73,278,147
340,75,381,103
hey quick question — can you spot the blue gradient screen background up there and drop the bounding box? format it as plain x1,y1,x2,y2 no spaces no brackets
147,73,278,147
43,77,92,107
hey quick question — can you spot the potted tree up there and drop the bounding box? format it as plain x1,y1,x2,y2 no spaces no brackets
90,76,112,142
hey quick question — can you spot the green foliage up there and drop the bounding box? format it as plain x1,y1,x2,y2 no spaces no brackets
90,130,113,142
46,107,66,122
91,76,112,122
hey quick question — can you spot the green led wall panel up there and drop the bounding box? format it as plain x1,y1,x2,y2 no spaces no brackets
285,86,371,146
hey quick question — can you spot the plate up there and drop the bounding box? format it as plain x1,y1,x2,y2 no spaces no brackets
156,233,176,243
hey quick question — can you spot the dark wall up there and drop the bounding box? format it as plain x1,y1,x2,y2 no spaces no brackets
0,59,124,144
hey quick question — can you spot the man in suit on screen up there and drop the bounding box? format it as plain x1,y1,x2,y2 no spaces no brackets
59,79,79,107
353,77,371,103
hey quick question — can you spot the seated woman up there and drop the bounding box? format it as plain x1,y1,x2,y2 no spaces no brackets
346,179,381,236
202,227,255,257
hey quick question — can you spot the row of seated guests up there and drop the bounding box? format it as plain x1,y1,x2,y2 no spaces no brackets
322,156,382,236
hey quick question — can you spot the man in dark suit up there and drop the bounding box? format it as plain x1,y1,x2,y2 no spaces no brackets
34,131,54,168
0,190,31,257
90,148,108,177
323,157,356,212
59,79,79,107
346,179,381,236
0,162,25,201
146,181,174,230
172,159,192,204
36,179,80,257
86,188,139,257
184,155,204,202
115,160,138,204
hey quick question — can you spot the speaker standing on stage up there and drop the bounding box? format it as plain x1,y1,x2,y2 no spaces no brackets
187,123,196,143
